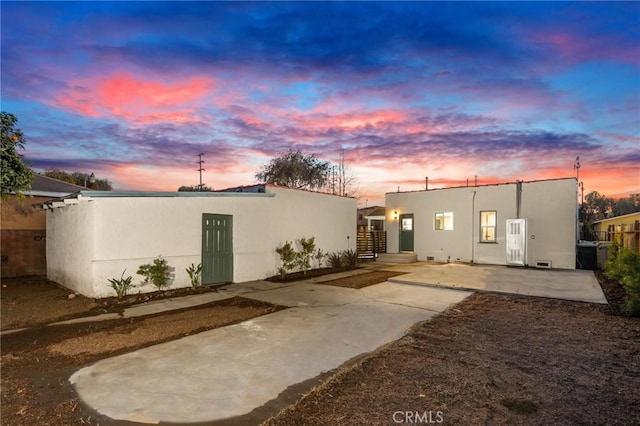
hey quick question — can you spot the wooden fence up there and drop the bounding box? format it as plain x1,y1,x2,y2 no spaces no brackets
357,230,386,259
594,221,640,253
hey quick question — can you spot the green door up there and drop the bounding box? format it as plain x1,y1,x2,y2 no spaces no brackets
399,214,414,252
202,214,233,285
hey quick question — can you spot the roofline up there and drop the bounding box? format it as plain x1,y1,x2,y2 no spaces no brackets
386,177,577,195
75,190,275,198
591,211,640,224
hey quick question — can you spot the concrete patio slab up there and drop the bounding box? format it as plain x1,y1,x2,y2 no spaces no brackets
70,281,471,424
388,263,607,304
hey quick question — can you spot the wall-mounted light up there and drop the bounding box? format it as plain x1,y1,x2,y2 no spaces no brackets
391,210,399,221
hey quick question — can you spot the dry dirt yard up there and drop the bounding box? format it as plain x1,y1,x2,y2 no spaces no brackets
1,271,639,425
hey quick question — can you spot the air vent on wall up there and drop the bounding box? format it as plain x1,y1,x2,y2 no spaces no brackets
535,260,552,269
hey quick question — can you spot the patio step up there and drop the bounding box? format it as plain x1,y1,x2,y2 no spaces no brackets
376,253,418,264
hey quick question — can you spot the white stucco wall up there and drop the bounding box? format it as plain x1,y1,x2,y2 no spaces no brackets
46,187,356,298
520,179,577,269
46,200,96,296
385,178,577,269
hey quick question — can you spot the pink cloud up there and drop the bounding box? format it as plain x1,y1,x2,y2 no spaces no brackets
530,31,640,67
51,72,216,123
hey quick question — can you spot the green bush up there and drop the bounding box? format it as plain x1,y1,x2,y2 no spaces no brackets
341,249,358,270
137,256,174,290
107,269,134,299
275,241,297,280
328,251,344,270
314,248,327,269
186,263,202,288
327,249,358,271
606,243,640,316
296,236,316,275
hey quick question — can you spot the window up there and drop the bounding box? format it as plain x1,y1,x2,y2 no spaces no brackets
434,212,453,230
480,211,497,242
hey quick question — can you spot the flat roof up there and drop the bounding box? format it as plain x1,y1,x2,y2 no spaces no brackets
386,177,577,195
74,190,275,198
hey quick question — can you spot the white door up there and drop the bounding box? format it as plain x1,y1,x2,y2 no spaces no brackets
506,219,526,266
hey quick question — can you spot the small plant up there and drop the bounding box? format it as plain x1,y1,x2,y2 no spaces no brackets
314,248,327,269
296,236,316,276
606,242,640,315
137,256,174,290
275,241,297,280
328,251,344,270
186,263,203,288
107,269,134,299
341,248,358,270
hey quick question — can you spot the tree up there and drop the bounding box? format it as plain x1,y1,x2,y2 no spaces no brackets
255,148,330,190
612,193,640,217
330,148,358,197
582,191,613,223
42,169,113,190
1,112,33,198
178,185,212,192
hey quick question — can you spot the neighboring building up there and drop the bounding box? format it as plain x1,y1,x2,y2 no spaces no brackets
42,185,356,298
357,206,385,231
1,175,85,277
592,212,640,252
385,178,578,269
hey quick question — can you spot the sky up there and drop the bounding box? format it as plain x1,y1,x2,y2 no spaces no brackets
2,1,639,206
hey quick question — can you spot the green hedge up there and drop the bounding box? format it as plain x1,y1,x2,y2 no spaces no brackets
606,242,640,316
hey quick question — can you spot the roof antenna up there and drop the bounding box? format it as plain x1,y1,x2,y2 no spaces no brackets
197,153,205,191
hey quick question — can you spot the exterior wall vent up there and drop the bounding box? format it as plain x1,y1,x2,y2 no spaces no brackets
535,260,552,269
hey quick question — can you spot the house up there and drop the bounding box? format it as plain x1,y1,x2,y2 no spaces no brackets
1,175,86,277
592,212,640,252
42,184,356,298
357,206,385,231
384,177,578,269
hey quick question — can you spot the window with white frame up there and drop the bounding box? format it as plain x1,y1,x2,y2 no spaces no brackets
434,212,454,230
480,210,497,242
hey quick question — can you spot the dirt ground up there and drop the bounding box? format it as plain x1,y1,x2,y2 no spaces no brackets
2,271,639,425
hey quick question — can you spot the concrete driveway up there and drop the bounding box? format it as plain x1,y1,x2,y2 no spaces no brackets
381,263,607,304
70,280,471,424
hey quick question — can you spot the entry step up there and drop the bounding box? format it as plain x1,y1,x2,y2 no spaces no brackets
377,253,418,264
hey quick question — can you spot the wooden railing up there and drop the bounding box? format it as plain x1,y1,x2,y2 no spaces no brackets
357,230,386,259
592,221,640,253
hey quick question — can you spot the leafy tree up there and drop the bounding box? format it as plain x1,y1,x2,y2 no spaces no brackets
612,193,640,217
582,191,613,223
1,112,33,198
178,185,212,192
256,148,330,190
42,169,112,190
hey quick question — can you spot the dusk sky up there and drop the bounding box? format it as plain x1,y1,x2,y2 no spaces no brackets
2,1,639,206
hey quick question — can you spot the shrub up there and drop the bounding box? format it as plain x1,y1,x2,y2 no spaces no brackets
107,269,134,299
341,248,358,270
328,251,344,270
296,236,316,275
137,256,174,290
606,243,640,316
186,263,203,288
275,241,296,280
314,248,327,269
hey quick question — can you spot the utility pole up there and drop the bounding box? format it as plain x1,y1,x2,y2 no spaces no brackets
574,156,580,182
196,153,205,191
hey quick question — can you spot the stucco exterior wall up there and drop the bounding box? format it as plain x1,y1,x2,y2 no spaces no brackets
46,187,356,297
520,179,578,269
385,178,577,269
46,201,95,294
